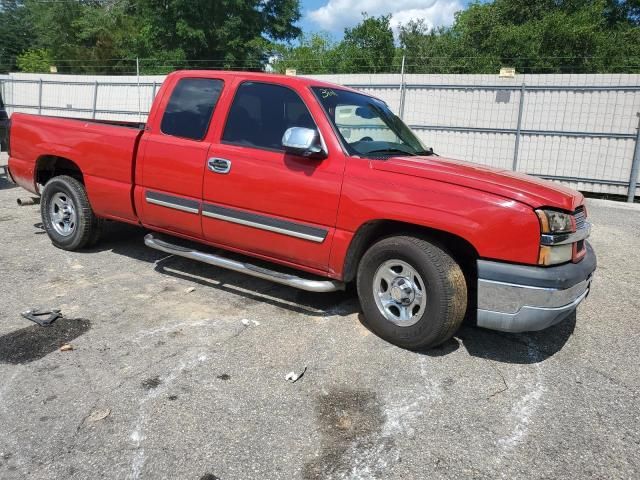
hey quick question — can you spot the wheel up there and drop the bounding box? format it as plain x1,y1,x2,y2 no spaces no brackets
357,235,467,350
87,217,105,248
40,175,102,250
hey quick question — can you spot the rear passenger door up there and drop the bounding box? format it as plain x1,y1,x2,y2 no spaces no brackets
137,77,223,238
201,81,345,272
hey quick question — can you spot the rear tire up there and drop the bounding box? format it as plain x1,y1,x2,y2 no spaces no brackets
40,175,101,250
357,235,467,349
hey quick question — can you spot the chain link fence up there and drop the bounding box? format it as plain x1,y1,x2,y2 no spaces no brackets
1,71,639,201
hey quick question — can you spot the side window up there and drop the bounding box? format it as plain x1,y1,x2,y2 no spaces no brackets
222,82,315,150
161,78,223,140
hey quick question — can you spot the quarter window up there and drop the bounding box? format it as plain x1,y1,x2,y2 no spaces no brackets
222,82,316,151
161,78,223,140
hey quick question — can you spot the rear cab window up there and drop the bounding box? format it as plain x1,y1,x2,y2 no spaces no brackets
161,78,223,140
221,81,316,151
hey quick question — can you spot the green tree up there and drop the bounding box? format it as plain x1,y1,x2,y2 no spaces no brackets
133,0,301,71
399,0,640,74
275,13,397,74
0,0,34,73
6,0,301,74
338,14,396,73
272,33,339,73
16,48,52,72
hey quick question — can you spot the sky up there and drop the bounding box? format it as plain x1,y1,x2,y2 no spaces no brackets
298,0,472,38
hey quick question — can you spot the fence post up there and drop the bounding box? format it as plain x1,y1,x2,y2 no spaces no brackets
37,79,43,115
627,113,640,203
398,55,406,119
92,81,99,119
136,57,142,121
512,82,526,171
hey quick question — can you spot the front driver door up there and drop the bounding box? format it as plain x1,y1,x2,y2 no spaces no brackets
201,80,345,272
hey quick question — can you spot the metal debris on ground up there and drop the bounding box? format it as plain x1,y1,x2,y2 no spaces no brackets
16,197,40,206
285,367,307,383
21,308,62,327
60,344,73,352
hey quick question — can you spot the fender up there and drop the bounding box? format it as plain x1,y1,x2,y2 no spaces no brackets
328,163,542,279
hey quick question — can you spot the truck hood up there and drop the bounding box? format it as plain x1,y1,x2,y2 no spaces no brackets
371,155,583,211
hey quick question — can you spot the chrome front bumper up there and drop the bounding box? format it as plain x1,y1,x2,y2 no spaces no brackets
476,242,596,333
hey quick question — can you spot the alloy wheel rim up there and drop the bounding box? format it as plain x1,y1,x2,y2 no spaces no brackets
49,192,77,237
372,259,427,327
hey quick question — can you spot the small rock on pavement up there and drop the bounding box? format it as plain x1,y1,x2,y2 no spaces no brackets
184,287,196,293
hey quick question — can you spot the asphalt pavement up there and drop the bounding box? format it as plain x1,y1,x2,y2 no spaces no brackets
1,156,639,479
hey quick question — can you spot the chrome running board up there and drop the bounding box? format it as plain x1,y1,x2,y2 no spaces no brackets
144,233,345,293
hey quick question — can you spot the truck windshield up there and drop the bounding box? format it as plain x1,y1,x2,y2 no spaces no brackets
311,87,432,158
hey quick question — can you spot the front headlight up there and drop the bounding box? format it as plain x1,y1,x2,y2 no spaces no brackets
535,209,575,265
535,209,573,233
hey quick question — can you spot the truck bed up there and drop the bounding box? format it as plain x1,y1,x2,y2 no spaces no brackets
8,112,145,223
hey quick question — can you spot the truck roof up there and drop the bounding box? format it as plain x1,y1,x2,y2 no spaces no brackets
167,70,360,94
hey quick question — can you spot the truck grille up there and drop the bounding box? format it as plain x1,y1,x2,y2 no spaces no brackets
574,206,586,230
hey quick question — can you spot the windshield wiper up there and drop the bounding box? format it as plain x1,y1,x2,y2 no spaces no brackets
365,148,418,157
415,147,435,156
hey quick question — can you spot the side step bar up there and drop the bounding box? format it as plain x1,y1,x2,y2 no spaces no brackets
144,233,345,293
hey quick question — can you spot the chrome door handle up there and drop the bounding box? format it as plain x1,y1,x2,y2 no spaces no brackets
207,157,231,174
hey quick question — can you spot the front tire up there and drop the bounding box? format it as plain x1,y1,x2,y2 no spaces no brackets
40,175,101,250
357,235,467,350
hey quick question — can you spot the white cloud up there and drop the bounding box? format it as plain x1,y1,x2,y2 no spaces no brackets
306,0,464,35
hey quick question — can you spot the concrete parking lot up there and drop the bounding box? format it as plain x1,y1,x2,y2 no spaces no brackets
1,156,639,479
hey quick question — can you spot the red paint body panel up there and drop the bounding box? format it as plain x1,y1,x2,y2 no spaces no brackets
8,113,142,222
372,156,584,211
7,70,587,281
200,76,345,270
332,157,542,267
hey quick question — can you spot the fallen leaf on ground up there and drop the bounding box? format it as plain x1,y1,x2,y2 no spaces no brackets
86,408,111,423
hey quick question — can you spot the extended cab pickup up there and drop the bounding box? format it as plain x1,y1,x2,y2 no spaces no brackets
7,70,596,349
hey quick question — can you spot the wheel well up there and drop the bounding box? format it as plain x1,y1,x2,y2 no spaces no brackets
343,220,478,284
35,156,83,189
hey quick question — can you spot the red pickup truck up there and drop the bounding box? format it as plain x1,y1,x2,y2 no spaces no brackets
7,70,596,349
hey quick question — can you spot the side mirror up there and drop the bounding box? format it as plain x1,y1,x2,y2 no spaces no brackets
282,127,326,158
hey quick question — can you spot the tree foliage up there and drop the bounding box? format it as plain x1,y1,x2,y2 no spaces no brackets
276,0,640,74
0,0,32,72
397,0,640,73
0,0,301,74
274,14,397,73
16,48,53,73
1,0,639,74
